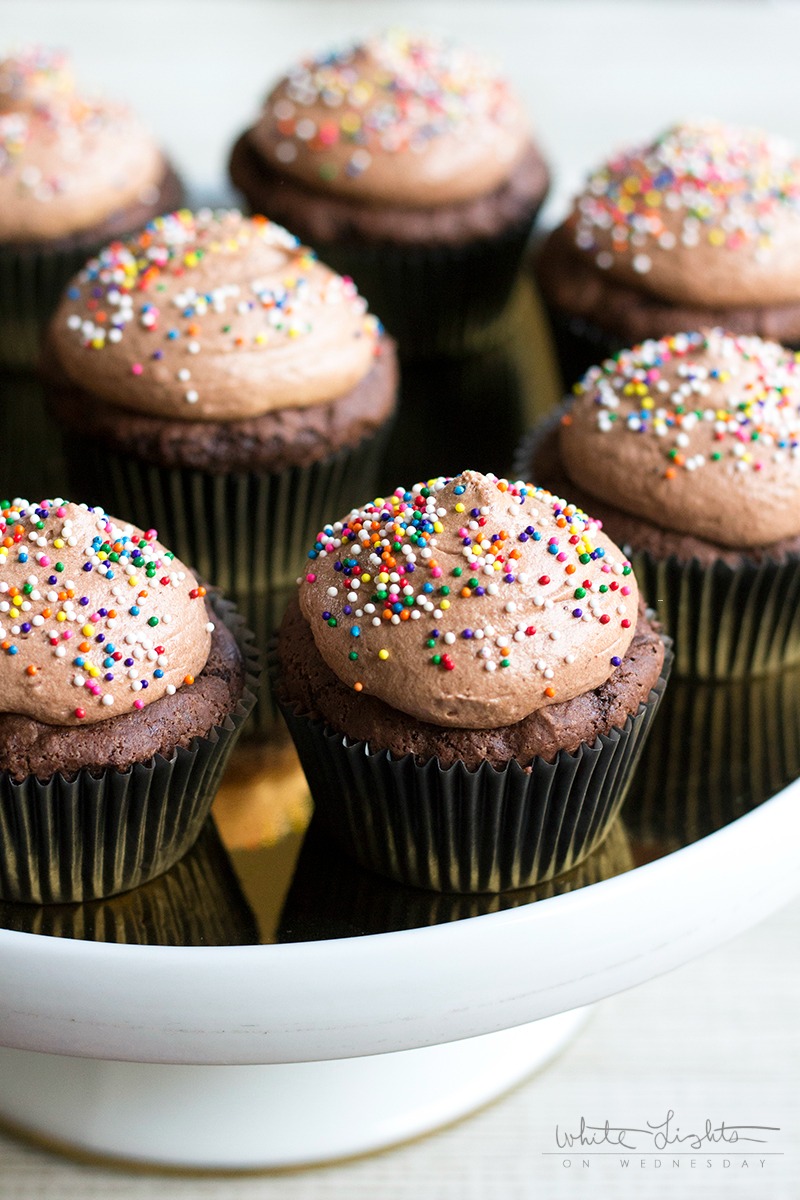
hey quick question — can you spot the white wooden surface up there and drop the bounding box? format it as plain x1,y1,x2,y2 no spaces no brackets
0,1,798,1192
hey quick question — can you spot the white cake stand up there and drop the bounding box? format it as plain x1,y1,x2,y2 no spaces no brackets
0,778,798,1171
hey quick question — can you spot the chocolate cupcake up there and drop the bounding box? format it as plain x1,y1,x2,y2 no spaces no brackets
43,209,397,735
276,470,669,892
229,30,550,357
0,48,182,367
536,120,800,386
519,329,800,678
0,498,255,903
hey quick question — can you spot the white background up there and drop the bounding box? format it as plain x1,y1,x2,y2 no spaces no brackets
1,2,799,1196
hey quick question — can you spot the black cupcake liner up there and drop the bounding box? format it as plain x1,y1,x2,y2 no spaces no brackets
0,242,94,370
628,547,800,680
540,306,625,393
320,218,536,359
0,819,259,944
277,814,634,940
0,369,70,502
0,594,259,904
623,666,800,849
276,645,670,894
62,423,391,739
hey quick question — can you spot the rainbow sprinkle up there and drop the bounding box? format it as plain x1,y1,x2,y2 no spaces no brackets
573,120,800,273
572,329,800,479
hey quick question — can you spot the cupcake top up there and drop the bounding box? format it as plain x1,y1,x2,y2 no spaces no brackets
0,47,165,243
249,29,529,207
0,499,213,725
49,209,382,421
297,470,638,729
561,329,800,549
567,120,800,307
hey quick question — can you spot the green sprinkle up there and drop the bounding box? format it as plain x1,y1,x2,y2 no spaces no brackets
147,616,159,627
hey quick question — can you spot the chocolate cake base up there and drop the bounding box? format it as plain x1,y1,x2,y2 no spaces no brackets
229,135,550,248
277,596,665,770
44,339,398,474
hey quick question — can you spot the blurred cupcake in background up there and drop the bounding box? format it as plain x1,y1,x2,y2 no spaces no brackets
535,120,800,386
518,328,800,679
43,209,397,737
230,30,550,357
0,47,183,367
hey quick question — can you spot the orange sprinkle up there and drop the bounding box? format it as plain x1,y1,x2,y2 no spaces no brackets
183,674,195,686
665,467,677,480
545,686,555,698
565,564,576,575
354,681,363,692
26,665,37,677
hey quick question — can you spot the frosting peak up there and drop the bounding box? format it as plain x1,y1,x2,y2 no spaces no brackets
50,209,381,421
569,119,800,307
561,329,800,548
251,30,529,207
297,471,638,729
0,500,212,725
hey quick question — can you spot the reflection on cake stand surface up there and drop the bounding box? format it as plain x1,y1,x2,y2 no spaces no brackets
1,316,800,1171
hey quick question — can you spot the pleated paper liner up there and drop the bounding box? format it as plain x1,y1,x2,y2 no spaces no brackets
61,422,391,738
0,820,259,945
276,814,634,941
539,306,625,394
623,665,800,851
277,644,671,894
0,594,259,905
318,215,538,359
382,307,542,494
0,370,70,502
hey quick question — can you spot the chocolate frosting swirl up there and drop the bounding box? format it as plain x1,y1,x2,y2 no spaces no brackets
0,500,212,726
297,471,638,729
566,120,800,308
249,30,530,208
49,210,381,422
560,329,800,549
0,48,165,242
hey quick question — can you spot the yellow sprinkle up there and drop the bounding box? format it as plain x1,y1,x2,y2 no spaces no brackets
53,539,64,549
82,624,93,637
361,573,371,583
454,503,465,513
378,649,389,660
440,599,450,610
56,612,66,622
433,522,443,533
378,572,389,583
